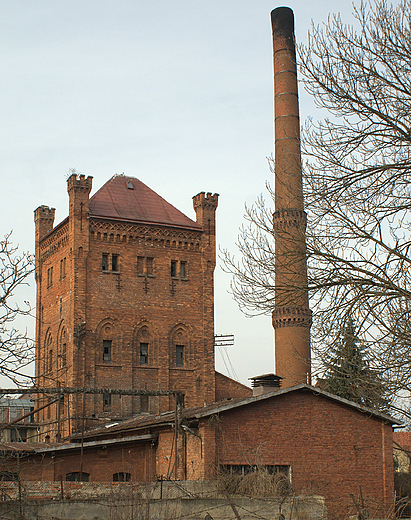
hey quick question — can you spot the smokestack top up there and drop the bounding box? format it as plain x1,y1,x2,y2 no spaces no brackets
271,7,295,38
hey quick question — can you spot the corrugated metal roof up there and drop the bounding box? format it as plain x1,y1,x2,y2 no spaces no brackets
89,175,201,230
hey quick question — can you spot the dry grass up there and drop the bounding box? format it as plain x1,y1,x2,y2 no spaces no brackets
218,467,292,498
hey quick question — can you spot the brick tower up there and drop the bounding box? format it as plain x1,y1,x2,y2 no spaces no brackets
271,8,312,387
34,174,219,440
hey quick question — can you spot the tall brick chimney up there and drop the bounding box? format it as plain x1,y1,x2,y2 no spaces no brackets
271,7,312,387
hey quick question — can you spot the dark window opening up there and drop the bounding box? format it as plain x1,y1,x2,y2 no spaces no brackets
180,261,186,279
171,261,177,277
221,464,291,480
113,472,131,482
10,428,27,442
176,345,184,367
140,343,148,365
146,257,154,276
66,472,90,482
102,254,108,271
103,393,111,411
0,472,19,482
103,340,112,362
137,256,144,275
112,254,119,271
140,395,149,413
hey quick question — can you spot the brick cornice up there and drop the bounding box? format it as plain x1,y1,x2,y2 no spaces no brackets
273,209,307,231
272,306,312,329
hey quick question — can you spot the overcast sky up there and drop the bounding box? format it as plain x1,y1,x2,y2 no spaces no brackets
2,0,358,386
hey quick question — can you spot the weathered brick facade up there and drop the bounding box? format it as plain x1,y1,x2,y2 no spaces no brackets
8,386,395,519
34,174,220,440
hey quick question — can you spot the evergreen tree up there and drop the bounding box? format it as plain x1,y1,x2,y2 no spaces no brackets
319,318,389,411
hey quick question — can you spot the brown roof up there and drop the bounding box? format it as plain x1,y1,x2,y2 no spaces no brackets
71,384,399,442
89,175,201,230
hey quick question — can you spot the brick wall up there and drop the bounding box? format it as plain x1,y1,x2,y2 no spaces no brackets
211,390,394,519
215,372,252,401
34,176,218,440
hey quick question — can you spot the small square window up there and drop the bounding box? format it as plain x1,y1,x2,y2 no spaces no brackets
103,340,111,362
112,254,119,271
102,254,108,271
180,261,186,279
171,261,177,278
176,345,184,367
140,343,148,365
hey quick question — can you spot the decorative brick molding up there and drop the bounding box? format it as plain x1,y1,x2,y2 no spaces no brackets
273,208,307,231
272,306,312,329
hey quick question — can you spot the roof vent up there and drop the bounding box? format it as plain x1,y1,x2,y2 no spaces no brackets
127,180,134,190
249,373,283,396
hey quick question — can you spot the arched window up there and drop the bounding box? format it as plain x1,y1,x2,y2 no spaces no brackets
113,472,131,482
171,327,189,368
136,326,150,365
96,320,117,364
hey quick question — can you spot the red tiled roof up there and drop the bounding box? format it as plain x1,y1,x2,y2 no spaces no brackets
89,175,200,230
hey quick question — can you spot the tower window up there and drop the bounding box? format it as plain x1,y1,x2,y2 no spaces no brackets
140,343,148,365
59,257,66,280
146,257,154,276
102,254,108,271
47,267,53,288
176,345,184,367
103,340,112,362
171,261,177,278
137,256,144,275
112,254,119,271
180,261,187,279
103,393,111,411
140,395,149,413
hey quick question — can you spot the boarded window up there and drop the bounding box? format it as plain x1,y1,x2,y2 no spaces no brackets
140,395,149,413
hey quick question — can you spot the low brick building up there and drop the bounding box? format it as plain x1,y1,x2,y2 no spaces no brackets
8,385,395,519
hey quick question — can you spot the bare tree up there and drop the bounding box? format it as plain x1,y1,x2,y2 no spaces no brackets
223,0,411,412
0,233,34,384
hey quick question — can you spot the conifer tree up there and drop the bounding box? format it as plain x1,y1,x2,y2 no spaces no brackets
320,318,388,411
